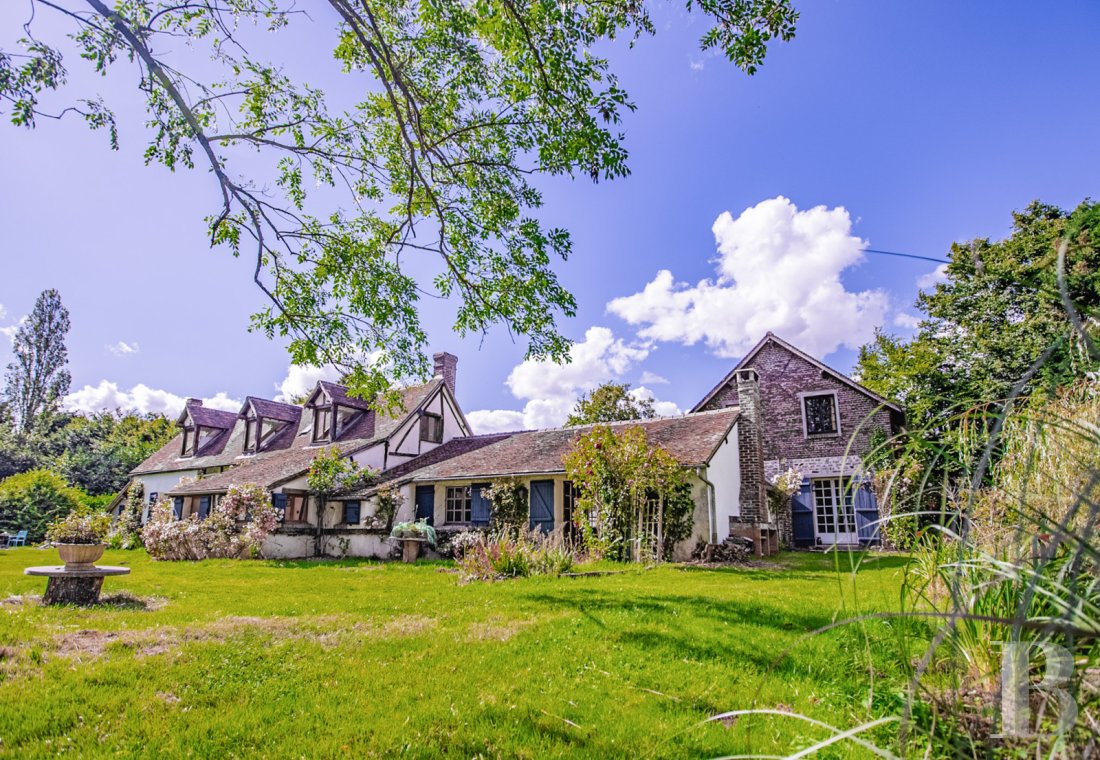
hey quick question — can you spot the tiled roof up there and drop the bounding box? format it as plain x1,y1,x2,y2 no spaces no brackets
316,380,373,411
133,379,442,478
184,402,238,430
375,409,740,485
346,433,516,497
244,397,303,424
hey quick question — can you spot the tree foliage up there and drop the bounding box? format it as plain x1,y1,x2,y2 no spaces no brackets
565,382,656,426
3,289,71,433
1,0,797,401
855,199,1100,545
857,200,1100,428
562,424,692,561
0,468,87,542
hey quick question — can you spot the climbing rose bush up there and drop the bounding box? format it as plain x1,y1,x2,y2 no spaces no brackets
142,484,279,561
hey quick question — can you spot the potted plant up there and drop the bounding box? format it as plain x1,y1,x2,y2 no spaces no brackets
46,511,111,570
390,520,437,563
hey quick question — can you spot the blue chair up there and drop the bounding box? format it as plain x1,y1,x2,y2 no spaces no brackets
8,530,27,547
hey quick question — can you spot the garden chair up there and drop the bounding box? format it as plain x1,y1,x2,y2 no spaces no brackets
8,531,27,547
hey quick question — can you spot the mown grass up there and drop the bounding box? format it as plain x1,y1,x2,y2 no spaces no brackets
0,549,910,758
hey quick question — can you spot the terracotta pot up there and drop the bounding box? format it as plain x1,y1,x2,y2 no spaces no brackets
401,538,425,563
56,543,105,570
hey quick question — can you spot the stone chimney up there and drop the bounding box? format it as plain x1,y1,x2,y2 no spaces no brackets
735,368,767,523
433,352,458,397
186,398,203,407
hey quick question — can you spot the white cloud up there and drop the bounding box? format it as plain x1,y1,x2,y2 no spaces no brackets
64,381,240,416
917,263,949,290
274,364,342,402
106,341,140,357
893,312,921,330
1,315,26,343
639,370,669,385
0,304,6,320
607,196,890,360
689,58,705,71
630,386,682,417
468,326,670,432
466,409,527,434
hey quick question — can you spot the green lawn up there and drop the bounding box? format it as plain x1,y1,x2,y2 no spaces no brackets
0,549,910,758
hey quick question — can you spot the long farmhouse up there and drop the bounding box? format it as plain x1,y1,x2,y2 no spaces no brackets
123,336,902,559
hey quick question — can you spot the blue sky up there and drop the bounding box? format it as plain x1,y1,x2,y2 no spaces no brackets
1,1,1098,430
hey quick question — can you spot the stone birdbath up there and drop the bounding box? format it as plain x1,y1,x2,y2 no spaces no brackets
399,537,426,563
26,513,128,605
25,562,131,605
390,520,435,563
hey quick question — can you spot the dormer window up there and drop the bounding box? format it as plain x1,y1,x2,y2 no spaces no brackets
243,409,259,454
312,404,332,443
181,425,196,456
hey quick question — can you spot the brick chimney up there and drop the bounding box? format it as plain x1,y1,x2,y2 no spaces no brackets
735,368,767,523
186,398,203,407
433,352,458,397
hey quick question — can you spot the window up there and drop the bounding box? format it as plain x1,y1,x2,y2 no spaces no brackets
288,494,307,522
446,486,472,523
420,412,443,443
812,478,856,539
802,392,839,436
334,406,362,439
343,500,361,525
148,491,158,504
181,426,195,456
244,411,259,453
312,406,332,443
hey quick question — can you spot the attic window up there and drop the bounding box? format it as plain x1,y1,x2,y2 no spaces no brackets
312,404,332,443
802,392,839,437
334,406,363,439
181,425,196,457
245,411,288,454
420,412,443,443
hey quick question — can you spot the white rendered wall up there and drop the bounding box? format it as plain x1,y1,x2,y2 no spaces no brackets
706,423,741,542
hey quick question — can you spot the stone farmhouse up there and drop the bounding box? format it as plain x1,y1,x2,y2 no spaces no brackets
122,336,902,559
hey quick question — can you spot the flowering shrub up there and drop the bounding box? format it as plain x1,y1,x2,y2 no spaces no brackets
562,425,693,562
447,529,483,559
108,482,145,549
455,530,575,582
483,477,528,534
373,483,405,530
141,484,279,561
46,509,111,544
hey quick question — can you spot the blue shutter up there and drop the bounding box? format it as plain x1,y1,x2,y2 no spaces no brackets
343,501,361,524
471,483,491,526
854,480,880,545
415,486,435,525
791,480,815,547
272,492,288,522
198,496,211,520
529,480,555,533
172,497,184,520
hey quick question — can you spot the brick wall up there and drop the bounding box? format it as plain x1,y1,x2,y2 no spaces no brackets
706,341,895,463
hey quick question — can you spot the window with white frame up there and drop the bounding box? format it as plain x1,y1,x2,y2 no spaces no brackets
445,486,471,523
802,392,839,437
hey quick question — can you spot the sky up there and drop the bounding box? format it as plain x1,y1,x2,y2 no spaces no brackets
1,1,1098,432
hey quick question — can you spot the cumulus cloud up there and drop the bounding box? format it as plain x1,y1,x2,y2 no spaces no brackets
65,381,240,416
639,370,669,385
1,314,25,343
274,364,343,402
106,341,140,357
917,263,949,290
607,196,889,360
630,386,681,417
467,326,681,433
893,312,921,330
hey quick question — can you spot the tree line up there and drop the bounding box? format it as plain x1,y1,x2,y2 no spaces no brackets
0,289,175,540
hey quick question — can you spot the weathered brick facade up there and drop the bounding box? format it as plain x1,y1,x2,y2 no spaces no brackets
701,338,897,467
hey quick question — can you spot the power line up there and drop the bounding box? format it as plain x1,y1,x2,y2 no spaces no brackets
862,247,950,265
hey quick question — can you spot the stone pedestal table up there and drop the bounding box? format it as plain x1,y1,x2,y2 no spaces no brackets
23,565,131,606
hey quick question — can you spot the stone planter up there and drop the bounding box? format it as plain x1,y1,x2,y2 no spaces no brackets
400,537,425,563
55,543,105,570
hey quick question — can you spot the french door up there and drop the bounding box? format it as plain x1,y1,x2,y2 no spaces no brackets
812,478,858,545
